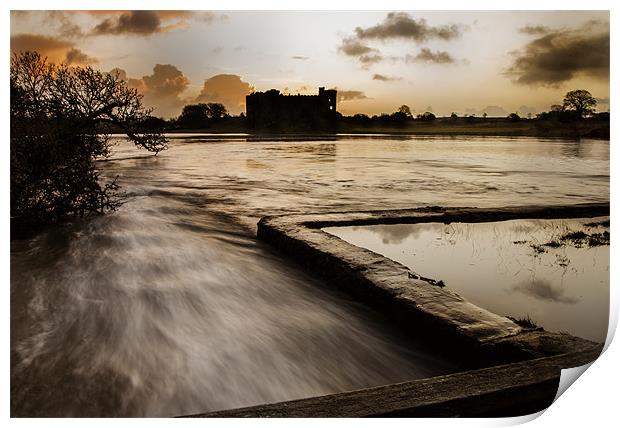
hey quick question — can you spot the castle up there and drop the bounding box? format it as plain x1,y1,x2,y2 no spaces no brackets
246,87,338,129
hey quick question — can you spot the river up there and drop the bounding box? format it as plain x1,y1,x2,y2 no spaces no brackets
10,134,609,416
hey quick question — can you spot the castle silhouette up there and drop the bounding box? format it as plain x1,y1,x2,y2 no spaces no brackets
246,87,338,130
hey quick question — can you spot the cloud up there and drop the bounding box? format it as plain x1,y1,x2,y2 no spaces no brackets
10,33,98,65
358,54,384,66
192,11,224,23
109,65,188,117
291,55,309,60
372,73,402,82
93,11,170,36
338,13,464,68
65,48,98,65
338,37,377,56
14,11,223,38
11,33,72,63
518,25,551,35
89,11,221,36
354,12,465,42
109,64,191,118
43,11,85,38
108,68,147,93
195,74,255,115
406,48,455,64
506,24,609,86
332,90,368,102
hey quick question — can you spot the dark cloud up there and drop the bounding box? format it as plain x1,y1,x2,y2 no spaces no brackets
332,90,368,102
338,37,377,56
506,25,609,86
354,12,465,42
372,74,402,82
93,11,164,36
358,54,384,66
90,10,218,36
10,33,97,65
512,279,579,304
339,13,464,68
291,55,309,60
406,48,455,64
595,97,610,104
65,48,98,65
92,10,220,36
519,25,551,35
195,74,255,115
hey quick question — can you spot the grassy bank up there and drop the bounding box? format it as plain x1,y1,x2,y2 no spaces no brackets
166,118,609,139
338,120,609,138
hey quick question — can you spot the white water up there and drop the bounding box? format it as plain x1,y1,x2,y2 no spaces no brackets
11,135,609,416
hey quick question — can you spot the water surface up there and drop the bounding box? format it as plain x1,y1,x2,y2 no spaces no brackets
104,134,609,230
325,218,609,342
11,134,609,416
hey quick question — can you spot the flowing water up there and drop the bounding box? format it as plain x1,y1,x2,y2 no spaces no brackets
11,134,609,416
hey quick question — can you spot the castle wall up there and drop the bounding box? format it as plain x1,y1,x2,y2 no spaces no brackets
246,87,337,130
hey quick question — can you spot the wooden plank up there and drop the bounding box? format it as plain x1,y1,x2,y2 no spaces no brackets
186,348,599,418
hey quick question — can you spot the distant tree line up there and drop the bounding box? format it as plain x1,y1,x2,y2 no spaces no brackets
133,89,607,134
129,102,246,132
500,90,607,122
338,105,436,128
535,90,608,122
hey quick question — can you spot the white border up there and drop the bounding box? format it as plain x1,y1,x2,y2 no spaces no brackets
3,1,617,426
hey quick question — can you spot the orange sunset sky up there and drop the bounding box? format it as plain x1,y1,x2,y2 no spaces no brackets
10,10,610,118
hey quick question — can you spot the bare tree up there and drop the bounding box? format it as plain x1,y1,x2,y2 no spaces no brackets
11,51,168,229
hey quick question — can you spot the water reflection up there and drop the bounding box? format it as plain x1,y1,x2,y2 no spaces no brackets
325,217,609,342
512,278,579,304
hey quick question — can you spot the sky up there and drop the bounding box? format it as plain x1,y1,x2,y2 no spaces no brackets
10,10,610,118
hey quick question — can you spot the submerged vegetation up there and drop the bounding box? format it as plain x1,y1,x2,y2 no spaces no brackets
514,220,610,255
557,230,610,247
